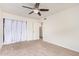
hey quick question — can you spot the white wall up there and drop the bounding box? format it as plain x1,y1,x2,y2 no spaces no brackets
43,5,79,52
0,10,40,46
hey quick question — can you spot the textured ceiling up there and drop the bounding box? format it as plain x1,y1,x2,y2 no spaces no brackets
0,3,78,19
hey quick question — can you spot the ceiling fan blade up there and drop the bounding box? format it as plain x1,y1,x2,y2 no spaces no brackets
38,12,41,16
40,9,49,11
22,6,33,9
29,11,34,14
35,3,40,8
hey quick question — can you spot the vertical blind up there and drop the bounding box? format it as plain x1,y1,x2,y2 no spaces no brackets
4,18,27,44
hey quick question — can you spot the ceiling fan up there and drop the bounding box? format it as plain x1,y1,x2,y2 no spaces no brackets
22,3,49,16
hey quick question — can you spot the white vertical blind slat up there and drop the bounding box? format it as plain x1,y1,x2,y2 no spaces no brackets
4,19,12,44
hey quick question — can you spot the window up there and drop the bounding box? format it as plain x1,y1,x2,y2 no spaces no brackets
3,18,27,44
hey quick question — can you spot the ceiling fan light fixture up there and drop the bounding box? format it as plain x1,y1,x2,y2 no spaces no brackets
33,9,39,13
22,3,49,16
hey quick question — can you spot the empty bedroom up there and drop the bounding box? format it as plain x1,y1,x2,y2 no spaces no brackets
0,3,79,56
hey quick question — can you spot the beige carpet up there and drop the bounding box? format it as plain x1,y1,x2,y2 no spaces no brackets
0,40,79,56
